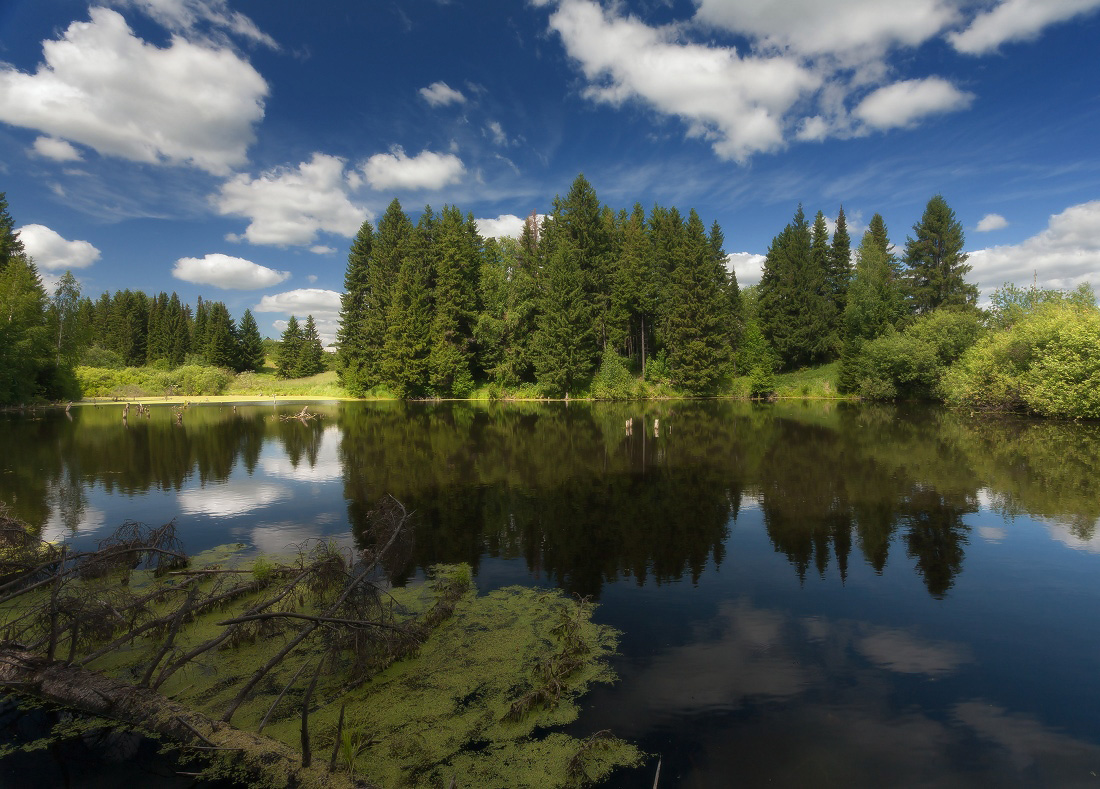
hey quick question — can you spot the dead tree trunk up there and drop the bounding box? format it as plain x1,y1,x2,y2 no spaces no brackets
0,646,374,789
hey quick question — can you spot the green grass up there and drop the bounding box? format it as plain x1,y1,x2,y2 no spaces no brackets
226,369,347,398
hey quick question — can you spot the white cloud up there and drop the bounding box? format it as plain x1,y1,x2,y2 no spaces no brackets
16,224,100,270
215,153,367,246
172,253,290,289
949,0,1100,55
109,0,279,49
179,482,289,517
31,136,82,162
694,0,959,61
418,80,466,106
976,213,1008,232
254,288,342,345
254,288,342,316
309,245,337,255
0,7,267,175
486,120,508,146
967,200,1100,295
362,146,466,191
853,77,974,130
475,214,531,239
727,251,766,286
546,0,820,162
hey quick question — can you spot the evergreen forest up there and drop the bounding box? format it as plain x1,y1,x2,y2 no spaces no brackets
2,178,1098,418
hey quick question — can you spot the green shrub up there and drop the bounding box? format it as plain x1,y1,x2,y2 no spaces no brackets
943,303,1100,418
591,350,634,400
749,364,775,398
80,346,125,369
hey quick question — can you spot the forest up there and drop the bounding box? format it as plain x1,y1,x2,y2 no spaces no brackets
2,178,1098,417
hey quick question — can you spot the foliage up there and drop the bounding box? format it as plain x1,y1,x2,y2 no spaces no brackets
76,364,232,398
591,349,635,400
532,239,597,396
276,315,302,379
942,301,1100,418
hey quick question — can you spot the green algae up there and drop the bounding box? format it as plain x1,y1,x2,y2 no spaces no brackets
5,550,640,787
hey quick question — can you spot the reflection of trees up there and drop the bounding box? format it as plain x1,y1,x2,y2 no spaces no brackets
339,401,736,596
901,487,974,598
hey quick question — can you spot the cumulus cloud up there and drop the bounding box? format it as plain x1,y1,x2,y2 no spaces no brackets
727,252,766,287
31,136,82,162
309,245,337,255
967,200,1100,296
16,224,100,270
362,146,466,191
0,7,267,175
853,77,974,130
254,288,342,346
949,0,1100,54
694,0,959,61
418,80,466,106
475,214,534,239
546,0,819,162
171,253,290,289
976,213,1009,232
215,153,367,246
109,0,279,49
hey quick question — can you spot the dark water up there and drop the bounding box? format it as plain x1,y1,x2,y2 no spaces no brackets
3,400,1100,787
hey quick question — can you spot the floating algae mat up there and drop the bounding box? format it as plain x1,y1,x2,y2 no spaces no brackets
3,532,641,788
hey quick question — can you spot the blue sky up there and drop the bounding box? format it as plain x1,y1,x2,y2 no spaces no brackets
2,0,1099,342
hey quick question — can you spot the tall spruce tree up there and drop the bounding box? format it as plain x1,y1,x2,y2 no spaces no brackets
828,206,851,317
428,206,479,396
615,204,657,374
904,195,977,314
757,205,833,369
553,174,612,349
204,301,239,370
335,219,373,395
360,199,412,389
381,209,435,397
277,315,303,378
665,210,730,393
532,237,596,395
237,308,265,372
711,219,743,365
0,192,25,272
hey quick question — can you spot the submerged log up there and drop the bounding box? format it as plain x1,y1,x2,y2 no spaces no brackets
0,646,373,788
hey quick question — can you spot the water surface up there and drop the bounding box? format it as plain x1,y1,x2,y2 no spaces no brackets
3,400,1099,787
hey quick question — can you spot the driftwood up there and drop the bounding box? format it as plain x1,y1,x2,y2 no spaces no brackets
0,646,372,789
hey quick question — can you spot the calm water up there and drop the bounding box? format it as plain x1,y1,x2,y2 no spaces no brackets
3,400,1100,787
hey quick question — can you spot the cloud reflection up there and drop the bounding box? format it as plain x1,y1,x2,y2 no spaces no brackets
177,482,289,517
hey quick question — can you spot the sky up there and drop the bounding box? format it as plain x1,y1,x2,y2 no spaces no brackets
1,0,1099,343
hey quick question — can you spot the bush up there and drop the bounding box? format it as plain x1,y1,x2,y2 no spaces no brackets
591,350,635,400
749,364,775,399
80,346,125,369
943,303,1100,418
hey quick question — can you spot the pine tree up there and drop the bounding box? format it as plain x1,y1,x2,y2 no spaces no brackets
335,219,373,395
615,204,657,373
294,314,325,377
904,195,977,314
277,315,303,378
192,296,209,364
145,292,170,365
554,174,612,349
237,308,265,372
532,238,596,396
167,293,190,367
665,210,730,393
711,219,743,366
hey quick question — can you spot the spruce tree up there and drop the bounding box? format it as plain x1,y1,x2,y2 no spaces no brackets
711,219,743,366
335,219,373,395
277,315,303,378
192,296,209,363
757,205,833,368
904,195,977,314
167,294,190,367
294,314,325,377
828,206,852,316
0,192,25,272
381,210,435,397
428,206,479,396
532,238,596,396
361,199,412,389
665,210,730,393
0,255,51,403
554,174,611,349
615,204,657,374
237,308,265,373
204,301,239,370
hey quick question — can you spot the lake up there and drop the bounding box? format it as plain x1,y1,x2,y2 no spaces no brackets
3,400,1100,787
